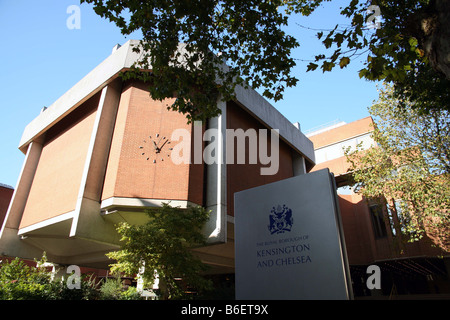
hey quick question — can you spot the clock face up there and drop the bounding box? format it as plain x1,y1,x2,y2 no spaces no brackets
139,133,173,163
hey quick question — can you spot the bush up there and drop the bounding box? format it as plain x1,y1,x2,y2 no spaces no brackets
0,255,142,300
47,274,100,300
0,256,53,300
99,277,143,300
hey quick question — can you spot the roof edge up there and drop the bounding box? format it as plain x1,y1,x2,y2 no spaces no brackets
18,40,142,151
18,40,315,166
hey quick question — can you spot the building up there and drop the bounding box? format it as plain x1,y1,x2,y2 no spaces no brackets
0,40,315,280
0,184,14,230
307,118,450,298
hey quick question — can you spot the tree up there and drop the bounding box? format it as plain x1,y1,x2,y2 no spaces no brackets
83,0,449,121
82,0,298,122
295,0,450,115
295,0,450,77
345,83,450,251
106,204,212,299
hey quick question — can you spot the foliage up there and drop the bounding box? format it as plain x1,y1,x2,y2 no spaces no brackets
119,285,142,300
81,0,299,122
106,204,212,299
345,83,450,250
82,0,449,121
99,277,143,300
294,0,450,115
0,253,97,300
0,255,54,300
48,273,100,300
0,254,143,300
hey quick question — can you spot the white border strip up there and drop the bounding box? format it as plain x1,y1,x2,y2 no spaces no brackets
17,211,75,236
19,40,142,149
100,197,198,210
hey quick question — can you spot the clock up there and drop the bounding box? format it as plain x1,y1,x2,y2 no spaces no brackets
139,133,173,163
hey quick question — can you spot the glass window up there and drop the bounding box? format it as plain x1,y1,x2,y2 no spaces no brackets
369,204,388,239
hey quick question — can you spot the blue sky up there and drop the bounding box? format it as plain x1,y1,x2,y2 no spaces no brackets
0,0,380,187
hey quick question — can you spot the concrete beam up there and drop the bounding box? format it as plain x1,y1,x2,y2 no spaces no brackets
233,84,315,166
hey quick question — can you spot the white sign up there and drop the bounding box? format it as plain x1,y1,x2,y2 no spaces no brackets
234,169,352,300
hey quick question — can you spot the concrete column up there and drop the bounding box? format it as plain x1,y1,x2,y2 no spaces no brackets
70,79,122,243
1,141,43,233
292,151,307,176
0,140,45,258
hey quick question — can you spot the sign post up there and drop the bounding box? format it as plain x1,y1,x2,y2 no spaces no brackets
234,169,352,300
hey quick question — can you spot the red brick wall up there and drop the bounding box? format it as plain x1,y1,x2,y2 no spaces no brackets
226,101,294,216
312,156,352,177
308,117,374,149
339,193,447,265
0,186,14,229
101,81,204,205
19,93,100,229
339,194,376,265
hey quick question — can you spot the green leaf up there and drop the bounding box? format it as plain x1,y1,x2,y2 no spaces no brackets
323,37,333,49
358,68,368,79
306,62,319,72
321,61,335,72
408,37,418,48
339,57,350,68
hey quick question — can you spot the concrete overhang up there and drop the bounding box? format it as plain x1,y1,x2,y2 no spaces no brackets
233,85,315,167
99,197,201,226
2,211,119,269
19,40,315,167
18,40,144,153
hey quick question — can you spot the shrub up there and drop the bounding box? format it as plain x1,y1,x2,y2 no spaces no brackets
0,255,144,300
0,256,53,300
47,274,100,300
99,277,143,300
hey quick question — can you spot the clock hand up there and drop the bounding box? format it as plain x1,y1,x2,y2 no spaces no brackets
159,138,169,150
152,140,160,152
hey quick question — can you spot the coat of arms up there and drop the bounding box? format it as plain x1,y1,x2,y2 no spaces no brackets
268,205,293,235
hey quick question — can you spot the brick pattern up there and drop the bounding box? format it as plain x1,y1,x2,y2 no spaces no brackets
309,116,374,149
226,101,294,216
0,186,14,229
19,93,100,229
101,81,203,204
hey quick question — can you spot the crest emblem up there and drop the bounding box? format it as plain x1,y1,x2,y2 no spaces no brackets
268,205,293,235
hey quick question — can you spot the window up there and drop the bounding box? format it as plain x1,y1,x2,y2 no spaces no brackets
314,133,375,164
387,200,414,237
369,204,387,239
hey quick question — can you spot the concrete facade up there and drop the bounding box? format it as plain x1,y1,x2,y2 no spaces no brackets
0,40,315,274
